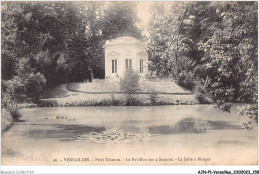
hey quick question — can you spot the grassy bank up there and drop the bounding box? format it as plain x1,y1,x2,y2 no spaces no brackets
1,109,14,133
67,80,191,94
36,93,198,107
20,80,201,108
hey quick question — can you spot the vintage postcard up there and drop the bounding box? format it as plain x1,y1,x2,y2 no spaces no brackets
1,0,258,171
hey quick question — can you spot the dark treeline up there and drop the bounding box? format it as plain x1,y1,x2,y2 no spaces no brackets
148,2,257,105
1,1,142,102
148,1,257,128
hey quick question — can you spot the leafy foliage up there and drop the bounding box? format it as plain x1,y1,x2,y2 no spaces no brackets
148,2,257,124
102,2,142,40
1,86,21,121
194,77,213,104
199,1,258,109
175,59,198,90
239,105,258,130
1,2,87,84
120,69,140,95
148,1,257,102
148,88,159,105
5,58,46,103
120,69,140,105
1,2,142,104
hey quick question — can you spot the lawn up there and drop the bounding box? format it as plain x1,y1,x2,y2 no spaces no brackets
67,79,191,94
40,79,197,107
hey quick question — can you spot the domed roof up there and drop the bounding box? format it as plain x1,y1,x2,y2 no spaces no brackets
105,37,146,47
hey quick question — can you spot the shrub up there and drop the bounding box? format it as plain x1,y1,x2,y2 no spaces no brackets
176,70,196,90
148,88,159,105
194,77,213,104
120,69,140,94
110,92,120,105
175,59,198,90
195,86,212,104
6,74,46,103
120,69,140,105
239,104,258,130
7,102,21,121
1,93,21,121
24,72,46,103
4,79,26,102
8,58,47,103
125,95,142,106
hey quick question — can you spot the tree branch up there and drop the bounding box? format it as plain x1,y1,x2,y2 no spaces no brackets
175,7,188,72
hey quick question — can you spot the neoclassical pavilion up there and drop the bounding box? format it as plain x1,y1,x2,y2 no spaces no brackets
104,37,148,79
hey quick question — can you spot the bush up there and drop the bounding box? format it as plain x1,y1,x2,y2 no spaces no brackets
6,74,46,103
7,102,21,121
24,72,46,103
124,94,142,106
148,88,159,105
239,104,258,130
195,86,212,104
176,70,196,90
1,93,21,121
3,79,26,102
110,92,120,105
120,69,140,105
174,59,198,90
120,69,140,94
195,93,211,104
194,77,213,104
5,58,46,103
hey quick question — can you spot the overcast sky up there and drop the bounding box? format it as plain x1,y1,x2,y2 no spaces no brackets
136,2,153,36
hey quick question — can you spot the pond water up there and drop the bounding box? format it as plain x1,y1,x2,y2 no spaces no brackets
2,105,258,165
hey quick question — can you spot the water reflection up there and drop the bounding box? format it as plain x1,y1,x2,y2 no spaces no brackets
17,105,249,144
148,118,241,135
22,124,105,140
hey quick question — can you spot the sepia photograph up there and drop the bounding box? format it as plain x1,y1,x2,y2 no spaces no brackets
0,0,258,171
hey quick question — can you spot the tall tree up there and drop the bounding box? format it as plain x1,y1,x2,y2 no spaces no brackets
148,1,257,109
1,2,89,85
80,2,105,78
199,1,258,106
102,2,142,40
